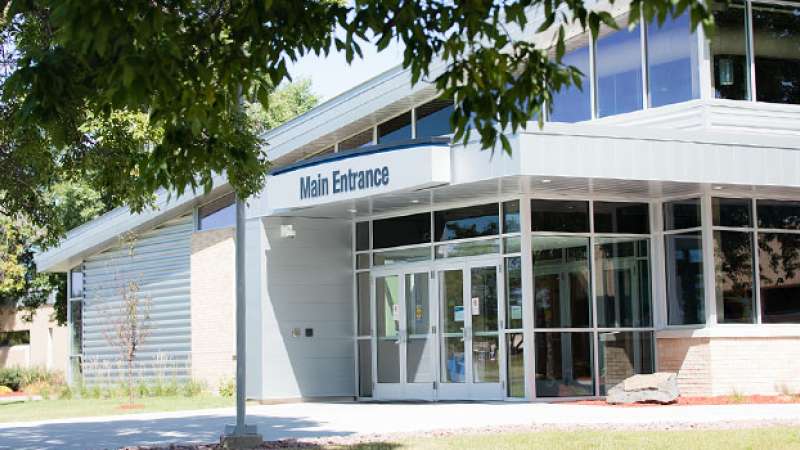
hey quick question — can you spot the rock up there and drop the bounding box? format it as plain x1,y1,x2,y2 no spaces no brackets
606,372,679,405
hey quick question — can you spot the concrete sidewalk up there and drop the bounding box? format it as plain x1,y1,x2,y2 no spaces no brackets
2,401,800,450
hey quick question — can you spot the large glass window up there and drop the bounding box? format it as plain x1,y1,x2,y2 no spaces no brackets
373,213,431,249
595,238,652,328
757,200,800,230
69,269,84,298
378,112,412,144
434,203,499,241
550,37,592,123
197,192,235,231
533,236,592,328
593,202,650,234
535,332,594,397
710,0,750,100
339,129,373,152
665,231,705,325
647,13,700,107
664,198,702,230
713,197,752,227
416,99,454,138
596,24,644,117
356,221,370,251
356,272,370,336
598,331,654,395
714,230,756,323
505,257,523,329
759,233,800,323
531,200,590,233
752,2,800,105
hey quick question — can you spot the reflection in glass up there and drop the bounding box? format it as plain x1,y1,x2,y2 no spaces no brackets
712,197,752,227
503,200,521,233
599,331,654,395
533,236,592,328
198,193,235,231
757,200,800,230
435,239,500,259
664,198,702,230
503,236,521,254
406,273,434,383
550,40,592,123
472,336,500,383
595,238,652,328
69,269,84,298
356,253,369,270
416,98,454,138
535,332,594,397
69,301,82,355
378,112,412,144
505,257,523,329
440,270,465,383
597,25,643,117
665,232,706,325
356,272,370,336
714,231,755,323
339,128,373,152
356,221,370,251
531,200,590,232
373,246,431,266
506,333,525,397
593,202,650,234
373,213,431,249
753,2,800,105
710,0,749,100
471,266,498,333
358,339,372,397
759,233,800,323
434,203,499,241
376,276,400,383
647,12,700,107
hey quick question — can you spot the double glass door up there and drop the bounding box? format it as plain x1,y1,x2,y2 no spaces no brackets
371,259,504,401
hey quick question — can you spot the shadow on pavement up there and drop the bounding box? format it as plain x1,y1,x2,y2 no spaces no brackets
0,413,353,450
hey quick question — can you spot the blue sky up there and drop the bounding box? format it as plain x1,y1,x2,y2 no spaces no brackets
287,37,406,101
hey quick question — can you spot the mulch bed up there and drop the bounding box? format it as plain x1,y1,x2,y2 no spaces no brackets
569,395,800,407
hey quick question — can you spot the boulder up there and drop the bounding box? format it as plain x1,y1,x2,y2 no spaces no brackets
606,372,679,405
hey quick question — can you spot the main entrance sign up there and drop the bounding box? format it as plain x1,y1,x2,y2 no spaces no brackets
253,142,451,216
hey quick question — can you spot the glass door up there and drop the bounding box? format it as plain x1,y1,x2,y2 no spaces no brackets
372,270,436,400
437,260,505,400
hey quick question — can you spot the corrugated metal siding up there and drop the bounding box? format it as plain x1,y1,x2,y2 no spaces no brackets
81,215,192,385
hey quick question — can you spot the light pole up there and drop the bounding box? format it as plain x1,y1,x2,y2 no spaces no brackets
220,194,263,448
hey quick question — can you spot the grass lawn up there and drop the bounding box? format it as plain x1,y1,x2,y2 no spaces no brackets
0,395,233,423
340,427,800,449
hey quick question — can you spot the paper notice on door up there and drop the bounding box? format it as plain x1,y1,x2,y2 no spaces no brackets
511,305,522,320
471,297,480,315
392,303,400,320
454,305,464,322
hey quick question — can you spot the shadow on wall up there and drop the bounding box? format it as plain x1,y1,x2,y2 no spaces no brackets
263,217,355,399
0,412,361,450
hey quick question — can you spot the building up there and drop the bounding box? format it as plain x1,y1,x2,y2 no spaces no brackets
36,0,800,400
0,305,69,373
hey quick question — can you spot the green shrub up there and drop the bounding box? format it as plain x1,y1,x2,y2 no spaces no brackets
0,367,24,391
218,377,235,398
0,367,64,392
162,381,179,396
181,379,206,397
136,382,150,398
58,384,73,400
87,385,102,399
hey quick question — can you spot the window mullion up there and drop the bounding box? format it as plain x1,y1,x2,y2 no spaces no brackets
752,197,763,324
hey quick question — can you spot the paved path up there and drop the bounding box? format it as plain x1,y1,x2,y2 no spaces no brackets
2,401,800,450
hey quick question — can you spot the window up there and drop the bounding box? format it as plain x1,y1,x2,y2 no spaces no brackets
713,197,752,227
356,221,370,251
197,192,235,231
373,213,431,249
415,99,453,138
595,238,652,328
69,269,84,298
532,200,590,232
0,330,30,347
759,233,800,323
599,331,654,395
550,36,592,122
533,236,592,328
714,230,756,323
339,129,373,152
70,300,82,355
535,332,594,397
710,0,750,100
356,272,370,336
752,2,800,105
757,200,800,230
596,24,644,117
505,257,523,329
664,198,705,325
502,200,521,233
434,203,499,241
593,202,650,234
378,112,412,144
647,12,700,107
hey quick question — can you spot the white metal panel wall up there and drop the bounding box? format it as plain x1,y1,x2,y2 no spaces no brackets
81,215,193,384
261,216,355,399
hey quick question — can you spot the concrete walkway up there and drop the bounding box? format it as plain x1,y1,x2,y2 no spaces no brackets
2,401,800,450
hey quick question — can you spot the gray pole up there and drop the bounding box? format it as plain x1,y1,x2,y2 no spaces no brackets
221,194,262,448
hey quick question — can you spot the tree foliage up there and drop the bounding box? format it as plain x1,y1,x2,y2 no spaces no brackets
0,0,714,228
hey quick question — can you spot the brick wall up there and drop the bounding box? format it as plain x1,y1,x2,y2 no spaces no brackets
191,228,236,391
657,335,800,396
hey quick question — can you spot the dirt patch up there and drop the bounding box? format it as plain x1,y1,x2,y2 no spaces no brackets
568,395,800,407
117,403,146,410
